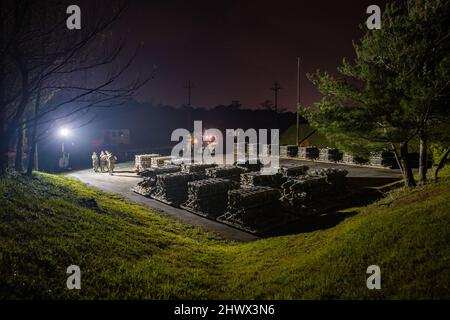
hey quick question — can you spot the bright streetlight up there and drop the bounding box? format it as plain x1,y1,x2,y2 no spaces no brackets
58,128,71,169
59,128,70,137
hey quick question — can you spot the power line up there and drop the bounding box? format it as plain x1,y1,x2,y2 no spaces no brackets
270,81,282,113
184,80,196,107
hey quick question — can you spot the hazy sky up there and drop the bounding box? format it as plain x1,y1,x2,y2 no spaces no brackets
115,0,392,110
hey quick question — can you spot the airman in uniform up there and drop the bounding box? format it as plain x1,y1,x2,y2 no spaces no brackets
106,151,117,175
91,152,99,172
99,151,107,172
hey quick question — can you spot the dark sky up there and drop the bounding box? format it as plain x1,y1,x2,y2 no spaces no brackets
116,0,392,110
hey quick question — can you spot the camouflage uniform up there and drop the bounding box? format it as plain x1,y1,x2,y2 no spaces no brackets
99,151,107,172
107,153,117,175
91,152,99,172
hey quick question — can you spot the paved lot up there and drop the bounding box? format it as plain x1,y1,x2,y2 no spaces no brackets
68,159,402,242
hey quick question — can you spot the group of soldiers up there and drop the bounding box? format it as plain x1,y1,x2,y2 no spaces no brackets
91,151,117,175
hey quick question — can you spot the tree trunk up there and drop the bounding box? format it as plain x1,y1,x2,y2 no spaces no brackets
0,130,8,174
418,130,428,185
434,146,450,182
14,125,24,172
27,87,41,176
400,142,416,188
390,143,403,172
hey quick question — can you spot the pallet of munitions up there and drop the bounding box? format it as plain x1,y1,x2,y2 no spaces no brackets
151,156,173,168
132,178,157,197
181,178,231,219
181,163,217,173
342,153,368,164
298,146,319,159
217,186,293,234
134,154,161,171
133,165,182,196
369,151,397,168
280,168,348,216
280,145,299,157
319,148,342,162
205,166,247,180
138,164,181,177
151,172,205,206
235,160,263,172
278,165,309,177
240,171,286,188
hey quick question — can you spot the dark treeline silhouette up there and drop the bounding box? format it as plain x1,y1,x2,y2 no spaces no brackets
94,99,301,149
35,99,303,172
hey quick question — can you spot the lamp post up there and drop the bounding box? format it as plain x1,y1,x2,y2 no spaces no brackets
58,128,70,169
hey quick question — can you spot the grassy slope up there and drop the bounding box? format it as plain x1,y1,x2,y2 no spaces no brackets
1,168,449,299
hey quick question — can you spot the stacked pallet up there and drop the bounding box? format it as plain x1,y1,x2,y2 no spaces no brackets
319,148,342,162
280,168,348,216
342,153,368,165
235,160,262,172
181,163,217,174
278,165,309,177
132,177,157,197
182,178,231,218
298,146,319,159
138,165,180,177
152,172,205,206
308,168,348,187
151,156,173,168
280,145,299,157
205,166,246,181
369,151,397,168
240,171,285,188
134,154,161,171
223,186,280,225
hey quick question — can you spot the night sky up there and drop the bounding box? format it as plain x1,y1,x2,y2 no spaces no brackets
116,0,392,110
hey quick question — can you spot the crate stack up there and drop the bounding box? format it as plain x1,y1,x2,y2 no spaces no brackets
240,171,285,189
278,165,309,177
369,151,397,168
235,160,263,172
298,146,319,160
181,163,217,174
280,145,299,157
218,186,281,231
342,153,368,165
205,166,246,181
182,178,231,218
138,165,181,178
152,172,205,206
319,148,342,162
132,177,157,197
280,168,348,216
151,156,173,168
134,154,161,172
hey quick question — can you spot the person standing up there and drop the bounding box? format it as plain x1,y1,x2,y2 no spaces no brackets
100,151,107,172
91,152,99,172
106,152,117,175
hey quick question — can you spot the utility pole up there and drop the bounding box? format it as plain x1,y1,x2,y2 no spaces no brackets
296,57,301,147
184,80,195,107
270,81,282,113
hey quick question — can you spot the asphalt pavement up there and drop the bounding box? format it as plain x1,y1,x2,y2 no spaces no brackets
67,159,402,242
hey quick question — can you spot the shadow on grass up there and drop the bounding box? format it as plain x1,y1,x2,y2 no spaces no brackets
263,210,359,237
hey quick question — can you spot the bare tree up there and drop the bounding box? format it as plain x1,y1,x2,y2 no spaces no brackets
0,0,152,173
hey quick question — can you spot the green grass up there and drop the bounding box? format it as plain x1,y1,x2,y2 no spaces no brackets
281,123,333,147
1,167,450,299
